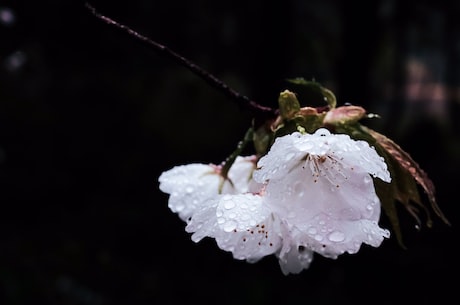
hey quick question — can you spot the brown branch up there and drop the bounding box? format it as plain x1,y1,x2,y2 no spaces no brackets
85,3,276,117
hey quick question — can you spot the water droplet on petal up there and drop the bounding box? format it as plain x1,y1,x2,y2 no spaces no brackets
217,217,225,224
285,152,295,161
307,227,317,235
241,214,250,221
223,200,235,210
315,128,331,136
314,234,323,241
174,204,185,212
297,142,314,151
185,186,194,193
328,231,345,242
223,220,237,232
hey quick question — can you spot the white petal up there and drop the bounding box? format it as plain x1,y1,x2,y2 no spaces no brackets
216,194,269,232
159,164,221,221
254,128,391,184
253,132,305,182
186,198,220,242
186,193,282,262
225,156,263,194
263,152,390,258
159,156,261,223
277,230,314,275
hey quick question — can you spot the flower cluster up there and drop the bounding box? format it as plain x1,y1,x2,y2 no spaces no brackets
85,8,449,275
159,128,391,274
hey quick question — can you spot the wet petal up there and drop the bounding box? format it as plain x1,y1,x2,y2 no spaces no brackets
159,164,220,221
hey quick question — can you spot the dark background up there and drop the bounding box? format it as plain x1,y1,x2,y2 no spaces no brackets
0,0,458,304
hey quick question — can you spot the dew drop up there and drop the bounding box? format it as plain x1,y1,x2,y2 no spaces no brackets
307,227,317,235
315,128,331,136
217,217,225,224
241,214,250,221
223,220,237,232
328,231,345,242
285,152,295,161
185,186,194,193
175,204,185,212
297,142,314,150
366,204,373,211
314,234,323,241
223,200,236,210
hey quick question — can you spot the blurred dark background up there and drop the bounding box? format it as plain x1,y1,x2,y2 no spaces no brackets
0,0,459,304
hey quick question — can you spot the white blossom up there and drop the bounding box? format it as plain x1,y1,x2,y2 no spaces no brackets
159,128,391,275
158,156,261,222
253,128,391,262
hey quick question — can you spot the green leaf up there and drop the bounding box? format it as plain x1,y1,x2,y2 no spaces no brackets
285,78,337,109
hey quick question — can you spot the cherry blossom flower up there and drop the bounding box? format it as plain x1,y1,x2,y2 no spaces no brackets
253,128,392,264
158,156,261,222
159,128,392,275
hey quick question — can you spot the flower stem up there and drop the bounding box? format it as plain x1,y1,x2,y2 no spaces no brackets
85,3,276,118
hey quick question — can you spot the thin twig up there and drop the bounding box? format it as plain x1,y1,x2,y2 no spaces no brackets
85,3,276,117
